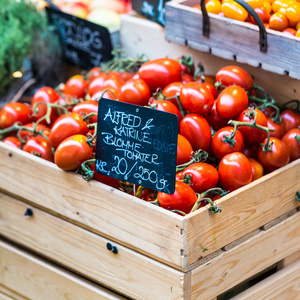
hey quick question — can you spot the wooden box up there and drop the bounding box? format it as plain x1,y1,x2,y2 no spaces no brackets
165,0,300,79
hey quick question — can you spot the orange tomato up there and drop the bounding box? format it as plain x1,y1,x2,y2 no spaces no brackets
286,1,300,22
221,0,248,21
248,158,264,181
269,11,289,31
245,0,264,8
206,0,222,14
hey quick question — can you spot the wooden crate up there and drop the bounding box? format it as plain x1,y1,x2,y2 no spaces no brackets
165,0,300,79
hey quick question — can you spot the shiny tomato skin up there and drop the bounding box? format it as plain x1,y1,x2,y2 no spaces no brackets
72,100,99,124
182,162,219,193
218,152,253,191
201,82,219,99
157,180,197,214
23,136,54,162
281,128,300,161
103,74,125,93
19,123,50,141
118,78,150,106
280,109,300,134
31,86,59,124
248,157,264,181
267,118,284,139
64,74,88,99
0,103,32,129
138,58,182,91
206,101,230,131
152,99,183,122
180,82,214,115
86,66,101,83
237,108,268,145
49,113,89,148
88,73,109,97
216,85,249,119
216,65,254,92
179,113,212,151
91,87,119,101
3,136,22,148
162,82,183,108
257,137,290,171
54,134,93,171
212,126,244,159
222,0,249,21
177,134,193,165
269,11,289,31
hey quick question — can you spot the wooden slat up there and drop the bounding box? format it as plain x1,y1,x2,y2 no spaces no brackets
165,0,300,79
278,250,300,270
185,159,300,265
0,193,187,300
190,211,300,299
0,285,27,300
231,259,300,300
0,142,185,268
0,240,128,300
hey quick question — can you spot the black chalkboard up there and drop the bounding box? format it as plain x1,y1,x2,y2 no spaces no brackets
46,7,113,70
95,98,178,194
131,0,170,26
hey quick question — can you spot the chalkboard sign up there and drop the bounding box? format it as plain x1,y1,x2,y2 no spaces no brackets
131,0,170,26
46,7,113,70
95,98,178,194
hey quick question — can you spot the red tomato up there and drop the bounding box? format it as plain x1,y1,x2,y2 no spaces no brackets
281,128,300,161
103,74,125,93
64,74,88,99
157,180,197,214
3,136,22,148
216,65,254,91
86,66,101,83
162,82,183,107
200,82,219,99
19,123,50,141
206,100,230,131
72,100,99,124
218,152,253,191
243,144,259,159
88,73,109,97
211,126,244,159
216,85,249,119
248,157,264,181
54,134,93,171
138,58,182,91
182,162,219,193
181,73,195,83
49,113,89,148
180,82,214,115
118,78,150,106
91,87,119,101
280,109,300,133
267,118,284,139
152,100,183,122
179,113,212,151
23,136,54,162
0,102,32,129
250,6,270,24
257,137,290,171
177,134,193,165
31,86,59,124
237,108,268,145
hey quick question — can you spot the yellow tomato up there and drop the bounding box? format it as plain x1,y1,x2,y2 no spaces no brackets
263,1,272,12
221,0,248,21
286,1,300,22
206,0,222,14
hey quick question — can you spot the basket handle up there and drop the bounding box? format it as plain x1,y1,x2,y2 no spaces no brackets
200,0,268,52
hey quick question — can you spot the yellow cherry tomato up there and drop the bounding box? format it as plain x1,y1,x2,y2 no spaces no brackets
263,1,272,12
206,0,222,14
221,0,248,21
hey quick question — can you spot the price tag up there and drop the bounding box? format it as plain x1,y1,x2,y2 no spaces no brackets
46,7,113,70
95,98,178,194
131,0,170,26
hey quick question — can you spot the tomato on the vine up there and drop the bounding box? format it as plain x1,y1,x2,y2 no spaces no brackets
177,134,193,165
19,123,50,141
267,118,284,139
64,74,88,99
23,136,54,162
72,100,99,124
280,109,300,133
206,101,230,131
281,128,300,161
3,136,22,148
248,157,264,181
88,73,109,97
151,100,183,122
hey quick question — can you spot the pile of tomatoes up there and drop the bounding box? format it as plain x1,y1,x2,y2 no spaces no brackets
194,0,300,37
0,56,300,215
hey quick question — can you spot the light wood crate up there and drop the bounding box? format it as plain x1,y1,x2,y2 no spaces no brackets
165,0,300,79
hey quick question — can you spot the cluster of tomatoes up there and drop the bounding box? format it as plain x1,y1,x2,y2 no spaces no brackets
194,0,300,36
0,55,300,215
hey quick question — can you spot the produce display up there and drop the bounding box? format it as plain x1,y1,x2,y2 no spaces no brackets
194,0,300,36
1,53,300,216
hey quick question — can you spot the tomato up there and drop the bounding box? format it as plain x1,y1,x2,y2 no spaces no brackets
248,157,264,181
260,105,277,118
281,128,300,161
181,73,195,83
211,126,244,159
218,152,253,191
250,6,270,24
151,99,183,122
91,86,119,101
72,100,99,124
31,86,59,125
283,28,297,36
157,180,197,214
88,73,109,97
286,1,300,22
162,82,183,107
206,0,222,14
90,164,120,188
237,108,268,145
243,144,259,159
64,74,88,99
216,65,254,92
269,11,289,31
179,113,212,151
257,137,290,171
216,85,249,119
182,162,219,193
245,0,264,9
2,136,22,148
23,136,54,162
54,134,93,171
86,66,102,83
201,82,219,99
206,101,230,131
0,103,32,129
267,118,284,139
19,123,50,141
103,74,125,93
49,113,89,148
118,78,150,106
177,134,193,165
280,109,300,133
138,58,182,91
180,82,214,115
222,0,249,21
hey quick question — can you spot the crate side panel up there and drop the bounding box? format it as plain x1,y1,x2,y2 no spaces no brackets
0,143,184,268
